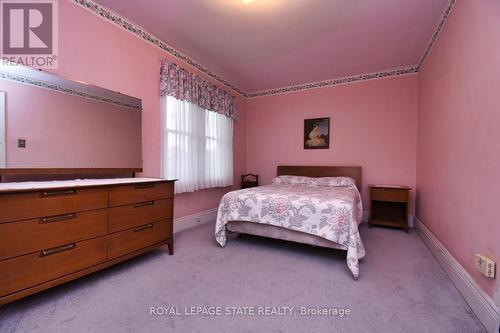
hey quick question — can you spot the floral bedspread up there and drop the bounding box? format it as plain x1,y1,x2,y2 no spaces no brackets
215,184,365,278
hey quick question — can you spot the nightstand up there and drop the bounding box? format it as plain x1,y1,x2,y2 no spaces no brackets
369,185,411,233
241,174,258,189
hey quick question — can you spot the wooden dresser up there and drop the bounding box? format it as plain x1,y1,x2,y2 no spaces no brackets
0,178,174,305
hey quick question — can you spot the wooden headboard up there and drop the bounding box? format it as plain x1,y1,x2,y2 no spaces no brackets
277,165,362,189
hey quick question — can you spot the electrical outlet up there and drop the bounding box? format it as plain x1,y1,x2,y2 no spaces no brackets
17,138,26,148
475,254,496,278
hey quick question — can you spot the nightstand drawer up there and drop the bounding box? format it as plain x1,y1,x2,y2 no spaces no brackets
370,188,408,203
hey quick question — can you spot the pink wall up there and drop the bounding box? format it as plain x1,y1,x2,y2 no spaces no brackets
13,2,497,302
417,0,500,298
1,79,142,168
50,1,246,218
246,75,418,213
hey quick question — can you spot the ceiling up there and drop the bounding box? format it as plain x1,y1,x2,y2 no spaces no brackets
94,0,450,94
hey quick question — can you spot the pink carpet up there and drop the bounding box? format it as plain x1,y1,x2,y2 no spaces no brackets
0,223,485,332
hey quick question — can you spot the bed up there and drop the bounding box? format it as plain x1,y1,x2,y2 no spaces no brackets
215,166,365,279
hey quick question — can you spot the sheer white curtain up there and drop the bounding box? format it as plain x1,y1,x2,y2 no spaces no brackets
161,96,233,194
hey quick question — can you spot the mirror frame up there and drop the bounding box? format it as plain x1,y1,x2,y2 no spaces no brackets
0,65,143,177
0,168,143,182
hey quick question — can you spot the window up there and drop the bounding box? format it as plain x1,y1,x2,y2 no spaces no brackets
161,96,233,194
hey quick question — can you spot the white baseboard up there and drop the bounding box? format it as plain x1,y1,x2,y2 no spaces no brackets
408,214,415,228
415,217,499,333
173,208,218,234
363,210,414,227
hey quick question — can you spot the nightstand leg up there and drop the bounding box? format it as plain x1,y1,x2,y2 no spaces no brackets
404,203,409,233
167,238,174,255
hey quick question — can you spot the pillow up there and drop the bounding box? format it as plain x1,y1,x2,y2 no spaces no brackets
271,175,314,186
312,177,356,187
271,175,355,188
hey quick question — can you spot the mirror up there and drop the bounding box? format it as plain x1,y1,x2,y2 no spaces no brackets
0,65,142,171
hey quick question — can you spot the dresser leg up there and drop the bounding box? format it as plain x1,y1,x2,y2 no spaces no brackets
167,239,174,255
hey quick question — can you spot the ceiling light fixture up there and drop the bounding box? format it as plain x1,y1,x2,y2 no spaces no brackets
212,0,284,11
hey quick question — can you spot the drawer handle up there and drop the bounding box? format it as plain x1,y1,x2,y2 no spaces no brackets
40,189,77,198
40,213,77,224
39,243,76,257
134,183,155,189
133,200,154,208
133,223,154,232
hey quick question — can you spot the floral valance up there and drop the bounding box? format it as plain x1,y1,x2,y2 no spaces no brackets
160,60,235,119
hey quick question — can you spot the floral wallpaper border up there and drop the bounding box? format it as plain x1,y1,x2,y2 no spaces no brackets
246,66,419,98
418,0,456,68
0,71,142,111
74,0,456,98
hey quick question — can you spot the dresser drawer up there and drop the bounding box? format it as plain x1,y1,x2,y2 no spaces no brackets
0,187,108,224
0,209,107,260
108,198,172,233
109,182,173,207
0,236,107,297
108,220,171,259
370,188,408,203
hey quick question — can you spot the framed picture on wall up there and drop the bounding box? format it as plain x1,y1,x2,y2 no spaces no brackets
304,117,330,149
